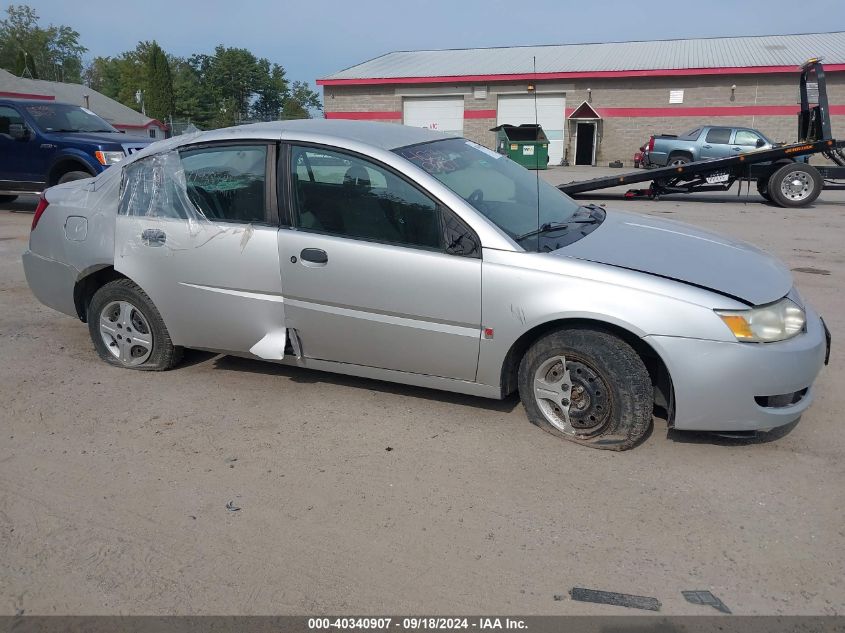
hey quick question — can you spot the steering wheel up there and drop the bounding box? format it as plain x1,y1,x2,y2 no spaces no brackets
467,188,484,205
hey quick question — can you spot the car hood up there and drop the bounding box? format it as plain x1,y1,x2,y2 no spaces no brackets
553,210,792,305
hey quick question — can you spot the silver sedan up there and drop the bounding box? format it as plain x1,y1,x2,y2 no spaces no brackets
22,120,830,450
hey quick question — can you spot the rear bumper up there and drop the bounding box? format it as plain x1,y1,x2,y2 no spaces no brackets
22,250,79,318
646,309,828,431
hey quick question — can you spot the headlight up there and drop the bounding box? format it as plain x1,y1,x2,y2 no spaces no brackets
94,150,124,166
716,297,806,342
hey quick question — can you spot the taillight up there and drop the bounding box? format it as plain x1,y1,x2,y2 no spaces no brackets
647,136,655,152
31,195,49,231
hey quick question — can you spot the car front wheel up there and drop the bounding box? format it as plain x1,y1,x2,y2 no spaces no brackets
518,328,653,450
88,279,182,371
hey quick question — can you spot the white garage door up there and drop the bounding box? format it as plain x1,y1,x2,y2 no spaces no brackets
497,94,566,165
403,97,464,136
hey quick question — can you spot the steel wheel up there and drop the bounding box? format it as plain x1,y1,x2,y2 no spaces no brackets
532,354,611,438
98,300,154,366
779,169,814,202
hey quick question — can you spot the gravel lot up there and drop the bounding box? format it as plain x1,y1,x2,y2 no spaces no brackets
1,171,843,616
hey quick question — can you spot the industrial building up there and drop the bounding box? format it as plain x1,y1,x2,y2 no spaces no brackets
318,32,845,166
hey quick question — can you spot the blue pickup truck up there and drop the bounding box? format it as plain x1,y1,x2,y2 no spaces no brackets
0,99,152,203
643,125,775,167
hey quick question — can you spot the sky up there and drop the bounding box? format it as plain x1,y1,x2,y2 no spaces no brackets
15,0,845,88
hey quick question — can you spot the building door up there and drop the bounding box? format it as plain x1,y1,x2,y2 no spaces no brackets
497,94,565,164
575,122,596,165
403,97,464,136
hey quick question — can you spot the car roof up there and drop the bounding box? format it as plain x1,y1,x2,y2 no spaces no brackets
173,119,457,151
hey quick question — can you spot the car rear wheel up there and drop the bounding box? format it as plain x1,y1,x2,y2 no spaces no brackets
88,279,182,371
518,328,653,450
57,170,92,185
667,153,691,167
767,163,822,207
0,195,18,204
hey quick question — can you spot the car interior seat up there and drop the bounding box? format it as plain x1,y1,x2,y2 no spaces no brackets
341,165,402,243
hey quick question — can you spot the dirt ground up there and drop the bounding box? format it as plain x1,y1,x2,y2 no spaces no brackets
1,171,843,616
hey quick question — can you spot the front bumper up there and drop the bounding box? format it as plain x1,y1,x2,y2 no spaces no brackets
22,250,79,318
646,308,828,431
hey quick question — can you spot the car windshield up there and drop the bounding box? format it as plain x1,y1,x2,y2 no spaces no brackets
395,138,582,250
23,103,117,133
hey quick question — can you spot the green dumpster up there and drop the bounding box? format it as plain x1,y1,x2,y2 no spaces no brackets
490,124,550,170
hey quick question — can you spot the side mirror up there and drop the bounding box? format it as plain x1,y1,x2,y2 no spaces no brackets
756,138,766,148
9,123,29,140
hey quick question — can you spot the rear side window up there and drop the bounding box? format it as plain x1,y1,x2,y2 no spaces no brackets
119,145,269,223
705,128,732,144
180,145,268,223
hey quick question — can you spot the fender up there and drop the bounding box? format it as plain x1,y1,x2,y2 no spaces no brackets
47,148,100,183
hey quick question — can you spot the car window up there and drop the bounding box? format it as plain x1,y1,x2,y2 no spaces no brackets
290,145,442,250
23,103,116,133
0,105,24,138
734,130,763,146
705,128,732,144
179,145,268,223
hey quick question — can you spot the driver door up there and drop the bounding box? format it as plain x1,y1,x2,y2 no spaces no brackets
277,144,482,381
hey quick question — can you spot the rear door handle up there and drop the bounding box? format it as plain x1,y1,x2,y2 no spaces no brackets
300,248,328,264
703,145,712,149
141,228,166,246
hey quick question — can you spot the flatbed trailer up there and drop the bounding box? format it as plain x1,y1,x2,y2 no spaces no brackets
558,60,845,208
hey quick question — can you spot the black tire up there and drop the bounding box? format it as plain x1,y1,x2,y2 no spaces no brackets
667,153,691,167
756,178,771,201
0,195,18,203
87,279,182,371
57,170,92,184
518,328,653,451
767,162,822,208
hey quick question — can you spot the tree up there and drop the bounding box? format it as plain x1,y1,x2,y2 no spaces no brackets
0,4,86,82
144,41,174,121
252,61,288,121
282,81,322,120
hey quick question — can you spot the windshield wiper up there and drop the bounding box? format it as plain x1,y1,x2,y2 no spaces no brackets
515,217,599,242
48,128,82,133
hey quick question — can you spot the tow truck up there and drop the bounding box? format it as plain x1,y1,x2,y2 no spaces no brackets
558,59,845,208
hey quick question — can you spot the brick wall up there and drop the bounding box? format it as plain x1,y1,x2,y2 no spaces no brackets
323,71,845,166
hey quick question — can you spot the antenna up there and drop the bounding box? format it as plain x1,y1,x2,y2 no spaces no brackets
533,55,541,252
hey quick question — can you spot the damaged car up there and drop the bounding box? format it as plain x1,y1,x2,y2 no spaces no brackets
22,120,830,450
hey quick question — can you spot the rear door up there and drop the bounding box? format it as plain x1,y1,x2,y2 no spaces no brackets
699,127,734,160
114,141,286,356
277,143,482,381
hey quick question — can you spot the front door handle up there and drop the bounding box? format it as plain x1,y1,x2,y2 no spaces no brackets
300,248,328,264
732,147,742,151
141,228,166,246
